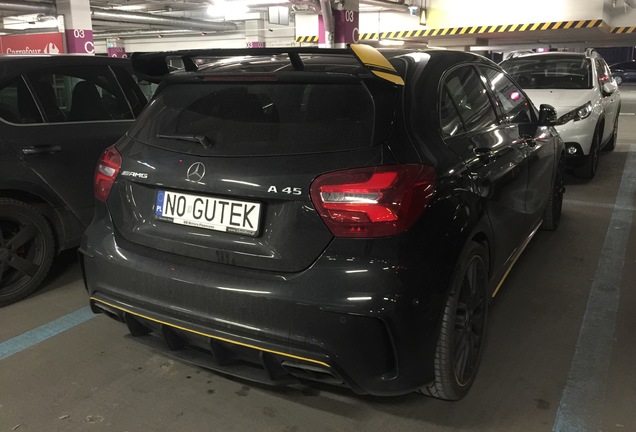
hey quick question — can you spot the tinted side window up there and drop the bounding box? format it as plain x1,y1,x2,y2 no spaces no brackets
0,77,43,124
25,65,134,123
594,59,609,86
482,67,533,124
441,66,497,135
111,65,148,116
440,86,465,136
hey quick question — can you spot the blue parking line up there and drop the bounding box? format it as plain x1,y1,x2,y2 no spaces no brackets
553,144,636,432
0,307,95,361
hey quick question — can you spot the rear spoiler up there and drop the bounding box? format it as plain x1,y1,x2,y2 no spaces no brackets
130,44,404,86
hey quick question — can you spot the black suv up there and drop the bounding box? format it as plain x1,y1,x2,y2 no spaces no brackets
0,55,148,306
81,45,564,400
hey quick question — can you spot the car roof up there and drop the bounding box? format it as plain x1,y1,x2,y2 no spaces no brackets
0,54,129,63
132,46,494,88
610,60,636,67
508,52,587,60
0,55,132,81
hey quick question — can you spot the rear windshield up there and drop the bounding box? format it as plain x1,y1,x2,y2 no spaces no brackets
501,56,592,90
128,81,378,156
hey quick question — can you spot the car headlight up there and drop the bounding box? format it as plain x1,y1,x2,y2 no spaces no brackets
556,102,592,125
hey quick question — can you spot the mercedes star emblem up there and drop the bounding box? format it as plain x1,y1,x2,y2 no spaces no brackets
186,162,206,182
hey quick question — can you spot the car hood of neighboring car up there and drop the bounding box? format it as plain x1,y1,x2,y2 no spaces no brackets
523,89,596,115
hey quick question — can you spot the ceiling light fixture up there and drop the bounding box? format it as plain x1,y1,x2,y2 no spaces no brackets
207,0,289,17
379,39,405,46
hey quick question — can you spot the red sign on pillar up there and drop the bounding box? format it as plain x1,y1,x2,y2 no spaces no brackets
0,33,65,54
334,10,359,46
108,47,127,58
65,29,95,55
318,10,359,47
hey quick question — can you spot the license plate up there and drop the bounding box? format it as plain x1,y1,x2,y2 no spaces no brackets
155,190,261,236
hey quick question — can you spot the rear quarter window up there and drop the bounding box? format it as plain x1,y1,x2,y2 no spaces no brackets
440,66,497,137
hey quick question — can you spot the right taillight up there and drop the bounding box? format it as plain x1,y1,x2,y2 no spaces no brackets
310,164,436,238
94,146,121,202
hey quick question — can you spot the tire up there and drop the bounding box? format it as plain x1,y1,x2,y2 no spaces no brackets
541,157,565,231
0,199,55,307
573,128,600,179
421,241,489,401
603,114,619,152
614,75,623,85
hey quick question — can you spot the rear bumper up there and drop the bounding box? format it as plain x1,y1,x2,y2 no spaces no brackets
79,212,450,396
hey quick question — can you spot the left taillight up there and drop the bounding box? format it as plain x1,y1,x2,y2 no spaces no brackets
94,146,122,202
310,164,436,238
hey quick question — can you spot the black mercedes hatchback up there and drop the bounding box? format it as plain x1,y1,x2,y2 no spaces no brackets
80,45,564,400
0,55,149,306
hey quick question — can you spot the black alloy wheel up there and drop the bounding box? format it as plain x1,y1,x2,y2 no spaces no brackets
604,114,619,152
0,199,55,307
541,157,565,231
573,129,600,179
422,241,489,400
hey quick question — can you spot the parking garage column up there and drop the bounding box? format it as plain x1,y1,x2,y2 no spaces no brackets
245,19,266,48
319,0,359,48
56,0,94,55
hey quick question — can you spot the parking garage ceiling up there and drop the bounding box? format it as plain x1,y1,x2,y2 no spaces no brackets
0,0,635,50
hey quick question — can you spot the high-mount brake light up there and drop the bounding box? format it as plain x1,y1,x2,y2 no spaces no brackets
94,146,122,202
310,165,436,238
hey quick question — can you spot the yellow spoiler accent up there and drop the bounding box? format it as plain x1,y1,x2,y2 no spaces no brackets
349,43,405,86
91,297,331,368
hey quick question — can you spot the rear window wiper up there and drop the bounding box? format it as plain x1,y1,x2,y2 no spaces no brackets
156,134,212,148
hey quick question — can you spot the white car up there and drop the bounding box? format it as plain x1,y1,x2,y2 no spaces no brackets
501,49,621,179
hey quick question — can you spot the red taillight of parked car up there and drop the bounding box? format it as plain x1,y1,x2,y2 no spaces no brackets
94,146,122,202
310,164,436,238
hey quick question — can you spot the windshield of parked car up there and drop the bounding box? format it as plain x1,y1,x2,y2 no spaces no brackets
500,56,592,90
129,80,388,156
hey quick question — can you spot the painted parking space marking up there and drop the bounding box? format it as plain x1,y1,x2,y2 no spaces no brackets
0,307,95,361
564,198,636,212
553,144,636,431
619,112,635,116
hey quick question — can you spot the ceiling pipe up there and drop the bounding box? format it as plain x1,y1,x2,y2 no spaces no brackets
0,1,237,33
90,8,238,32
94,29,199,40
91,20,175,30
0,0,56,15
361,0,410,11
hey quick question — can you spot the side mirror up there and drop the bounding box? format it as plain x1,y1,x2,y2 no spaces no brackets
602,81,618,96
539,104,557,127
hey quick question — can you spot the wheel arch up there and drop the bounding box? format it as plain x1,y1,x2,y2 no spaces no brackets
0,188,65,253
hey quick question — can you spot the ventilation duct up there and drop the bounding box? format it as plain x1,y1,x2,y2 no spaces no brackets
0,1,237,33
0,0,56,16
90,9,238,32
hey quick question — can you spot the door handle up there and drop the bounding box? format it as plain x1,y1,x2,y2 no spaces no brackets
524,138,537,147
474,147,495,164
22,145,62,155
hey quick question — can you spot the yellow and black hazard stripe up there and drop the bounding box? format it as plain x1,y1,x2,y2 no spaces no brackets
296,35,319,43
612,26,636,34
361,19,604,39
296,19,604,43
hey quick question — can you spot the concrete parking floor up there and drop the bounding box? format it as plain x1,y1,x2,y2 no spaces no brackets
1,87,635,432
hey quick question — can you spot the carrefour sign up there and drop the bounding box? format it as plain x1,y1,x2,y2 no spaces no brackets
0,33,65,54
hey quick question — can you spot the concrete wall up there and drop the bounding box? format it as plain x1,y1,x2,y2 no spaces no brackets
295,0,636,38
428,0,603,28
604,0,636,26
